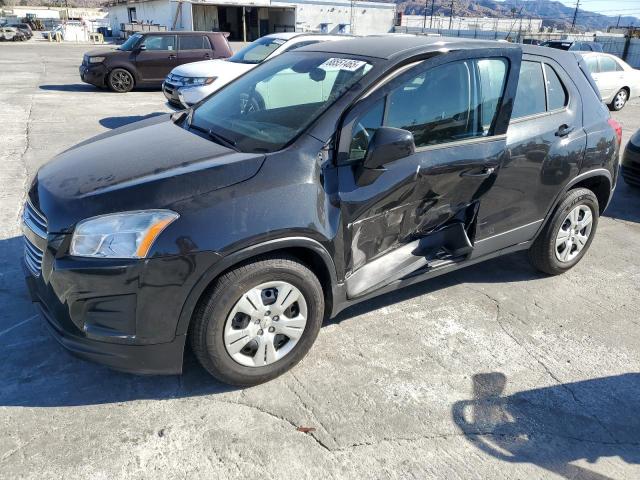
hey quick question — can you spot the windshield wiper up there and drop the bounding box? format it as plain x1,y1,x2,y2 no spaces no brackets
207,129,239,152
189,123,239,152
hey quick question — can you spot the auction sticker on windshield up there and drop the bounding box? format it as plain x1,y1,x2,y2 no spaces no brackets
320,58,368,71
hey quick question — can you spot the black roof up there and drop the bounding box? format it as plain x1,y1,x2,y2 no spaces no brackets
300,35,519,60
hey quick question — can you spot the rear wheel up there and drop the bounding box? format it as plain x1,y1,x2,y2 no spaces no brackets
190,255,324,386
528,188,599,275
108,68,134,93
609,88,628,111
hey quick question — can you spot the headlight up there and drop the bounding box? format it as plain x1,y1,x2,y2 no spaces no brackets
181,76,216,87
89,56,106,64
70,210,179,259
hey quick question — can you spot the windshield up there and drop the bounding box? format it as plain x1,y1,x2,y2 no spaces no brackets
191,52,373,153
119,34,142,51
227,36,288,64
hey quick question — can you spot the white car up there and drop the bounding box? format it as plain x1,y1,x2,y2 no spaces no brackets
580,52,640,111
163,32,351,108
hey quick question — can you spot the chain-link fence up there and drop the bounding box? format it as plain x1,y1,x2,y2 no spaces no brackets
393,26,640,68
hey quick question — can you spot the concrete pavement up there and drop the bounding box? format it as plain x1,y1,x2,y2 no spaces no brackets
1,42,639,479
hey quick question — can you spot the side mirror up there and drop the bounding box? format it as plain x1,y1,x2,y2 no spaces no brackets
356,127,415,186
137,44,146,51
363,127,415,170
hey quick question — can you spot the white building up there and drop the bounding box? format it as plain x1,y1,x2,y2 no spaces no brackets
106,0,396,40
401,15,543,33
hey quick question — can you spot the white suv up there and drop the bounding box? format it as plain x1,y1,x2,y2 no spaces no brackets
162,32,351,108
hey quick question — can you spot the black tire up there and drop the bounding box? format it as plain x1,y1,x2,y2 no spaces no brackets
528,188,599,275
190,255,324,386
107,68,134,93
609,88,628,111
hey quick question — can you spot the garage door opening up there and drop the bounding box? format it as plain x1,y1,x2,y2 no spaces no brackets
192,4,295,42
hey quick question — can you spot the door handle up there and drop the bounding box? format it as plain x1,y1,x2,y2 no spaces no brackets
555,124,575,137
168,54,176,59
461,166,495,177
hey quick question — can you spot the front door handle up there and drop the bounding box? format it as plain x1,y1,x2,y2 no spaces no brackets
555,124,575,137
168,54,176,59
461,166,495,178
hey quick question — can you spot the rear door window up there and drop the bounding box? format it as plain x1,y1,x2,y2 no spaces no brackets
179,35,205,50
599,56,621,73
585,56,599,74
544,64,568,111
512,61,546,118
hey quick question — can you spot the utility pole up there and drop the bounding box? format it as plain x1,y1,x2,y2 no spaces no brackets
616,15,621,28
423,0,427,30
449,0,454,30
571,0,580,32
429,0,435,29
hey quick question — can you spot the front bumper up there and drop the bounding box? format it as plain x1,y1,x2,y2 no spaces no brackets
21,222,218,375
79,63,107,88
621,141,640,188
162,81,186,108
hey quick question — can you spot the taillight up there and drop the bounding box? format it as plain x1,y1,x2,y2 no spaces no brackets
608,118,622,146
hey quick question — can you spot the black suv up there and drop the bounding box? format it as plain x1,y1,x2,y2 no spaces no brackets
80,31,233,92
24,37,620,385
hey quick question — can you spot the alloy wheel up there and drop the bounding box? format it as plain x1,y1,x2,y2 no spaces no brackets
223,281,308,367
111,71,132,92
555,204,593,262
614,90,627,110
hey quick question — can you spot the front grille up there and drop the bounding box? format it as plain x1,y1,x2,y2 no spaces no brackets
22,200,47,277
23,200,47,238
24,236,44,277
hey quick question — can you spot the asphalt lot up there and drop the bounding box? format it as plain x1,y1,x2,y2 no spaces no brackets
1,41,640,479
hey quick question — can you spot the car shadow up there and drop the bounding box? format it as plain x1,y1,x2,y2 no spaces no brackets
604,180,640,224
452,372,640,479
99,112,166,129
39,84,100,92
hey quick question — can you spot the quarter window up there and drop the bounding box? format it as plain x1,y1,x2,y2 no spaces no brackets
179,35,205,50
544,64,568,111
512,61,546,119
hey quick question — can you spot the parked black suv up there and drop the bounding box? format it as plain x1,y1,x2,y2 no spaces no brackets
80,31,233,92
25,37,620,385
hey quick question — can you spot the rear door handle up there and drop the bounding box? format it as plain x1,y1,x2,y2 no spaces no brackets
461,166,495,177
168,54,176,59
555,124,575,137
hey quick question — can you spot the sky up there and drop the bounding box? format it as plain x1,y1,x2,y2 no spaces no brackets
556,0,640,19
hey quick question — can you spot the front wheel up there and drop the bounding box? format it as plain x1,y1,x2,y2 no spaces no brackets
190,255,324,386
609,88,628,111
107,68,134,93
528,188,599,275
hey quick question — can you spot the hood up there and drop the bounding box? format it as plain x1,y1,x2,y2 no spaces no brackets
33,114,265,232
85,48,119,57
171,59,254,78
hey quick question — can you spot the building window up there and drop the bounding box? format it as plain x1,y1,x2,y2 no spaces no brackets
128,7,137,23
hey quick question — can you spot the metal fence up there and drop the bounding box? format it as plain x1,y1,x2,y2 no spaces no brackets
393,26,640,68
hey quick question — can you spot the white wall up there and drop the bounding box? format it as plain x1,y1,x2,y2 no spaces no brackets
108,0,190,35
273,0,395,35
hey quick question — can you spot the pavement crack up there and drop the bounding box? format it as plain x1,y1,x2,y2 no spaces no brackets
470,288,621,446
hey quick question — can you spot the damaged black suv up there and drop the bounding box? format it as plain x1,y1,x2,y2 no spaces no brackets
24,37,620,385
